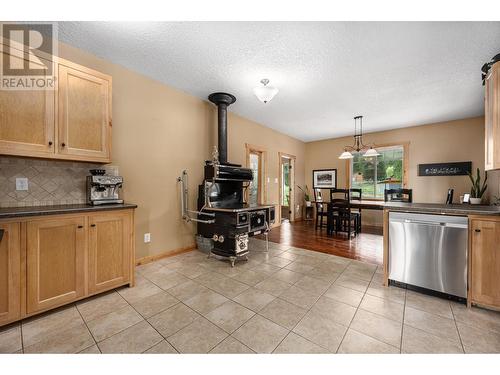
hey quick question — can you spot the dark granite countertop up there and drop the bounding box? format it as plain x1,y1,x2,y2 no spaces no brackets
384,202,500,216
0,203,138,219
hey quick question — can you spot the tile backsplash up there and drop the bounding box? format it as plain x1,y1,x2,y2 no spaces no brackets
0,157,100,208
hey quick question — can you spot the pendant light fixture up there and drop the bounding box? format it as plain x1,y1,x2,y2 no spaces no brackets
253,79,279,104
338,116,380,159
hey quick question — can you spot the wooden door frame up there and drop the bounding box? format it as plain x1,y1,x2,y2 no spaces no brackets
278,152,296,223
245,143,267,204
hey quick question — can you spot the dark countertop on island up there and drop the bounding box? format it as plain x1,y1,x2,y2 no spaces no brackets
384,202,500,216
0,203,138,219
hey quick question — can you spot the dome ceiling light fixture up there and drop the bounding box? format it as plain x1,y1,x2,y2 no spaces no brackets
339,115,380,159
253,78,279,104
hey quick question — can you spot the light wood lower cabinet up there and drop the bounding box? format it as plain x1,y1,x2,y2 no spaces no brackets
26,216,87,314
89,211,132,294
470,217,500,309
0,222,21,326
0,208,135,326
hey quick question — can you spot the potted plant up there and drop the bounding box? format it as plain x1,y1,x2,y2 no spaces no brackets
467,168,487,205
297,185,312,206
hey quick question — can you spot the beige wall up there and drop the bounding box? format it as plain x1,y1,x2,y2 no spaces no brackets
305,117,486,226
57,42,305,260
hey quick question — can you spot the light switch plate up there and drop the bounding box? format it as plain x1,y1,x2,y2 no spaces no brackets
274,178,278,183
144,233,151,243
16,177,28,191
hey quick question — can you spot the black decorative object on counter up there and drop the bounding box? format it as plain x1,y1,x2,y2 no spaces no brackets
481,53,500,85
418,162,472,177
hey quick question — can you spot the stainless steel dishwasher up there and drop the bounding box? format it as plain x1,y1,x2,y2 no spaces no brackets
388,212,468,298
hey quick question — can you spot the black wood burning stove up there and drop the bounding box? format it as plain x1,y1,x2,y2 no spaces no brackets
194,92,275,266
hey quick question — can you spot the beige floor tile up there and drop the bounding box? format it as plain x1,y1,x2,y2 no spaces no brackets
98,321,163,353
287,247,312,256
184,289,229,315
359,294,404,322
402,325,463,353
272,268,304,284
341,264,376,281
294,275,331,295
24,323,94,354
285,261,315,274
22,306,83,347
144,340,178,353
167,317,227,353
231,270,269,286
251,263,281,275
207,276,250,299
350,309,402,348
273,332,329,353
292,309,347,352
280,285,320,309
87,305,143,342
168,280,208,302
175,264,210,279
233,288,276,312
79,344,101,354
312,296,357,327
315,260,349,274
146,269,190,290
457,321,500,353
366,284,406,305
305,268,340,283
323,284,364,307
131,291,179,318
451,303,500,334
233,315,288,353
147,303,199,338
255,277,292,297
405,290,452,319
205,301,255,333
293,255,322,267
277,252,300,261
338,329,399,354
136,261,163,276
77,291,129,322
265,256,293,268
210,336,255,353
117,278,163,304
259,298,308,330
404,306,460,343
0,324,22,353
334,275,370,293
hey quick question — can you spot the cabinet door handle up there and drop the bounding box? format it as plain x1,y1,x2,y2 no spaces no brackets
48,141,53,146
475,229,481,233
61,143,66,147
90,224,96,227
77,225,83,229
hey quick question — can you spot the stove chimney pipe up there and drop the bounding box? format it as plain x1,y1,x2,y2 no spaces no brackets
208,92,236,165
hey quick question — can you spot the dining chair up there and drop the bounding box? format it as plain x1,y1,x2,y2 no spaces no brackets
349,188,362,233
329,188,358,238
384,188,413,203
313,189,328,230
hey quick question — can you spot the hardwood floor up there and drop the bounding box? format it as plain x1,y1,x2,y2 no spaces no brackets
262,220,383,265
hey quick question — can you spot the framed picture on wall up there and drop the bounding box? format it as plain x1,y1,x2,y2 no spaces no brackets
313,169,337,189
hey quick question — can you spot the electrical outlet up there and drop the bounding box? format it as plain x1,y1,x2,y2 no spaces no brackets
274,178,278,183
16,177,28,191
144,233,151,243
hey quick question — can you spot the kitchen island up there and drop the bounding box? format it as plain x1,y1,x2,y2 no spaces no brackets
383,202,500,311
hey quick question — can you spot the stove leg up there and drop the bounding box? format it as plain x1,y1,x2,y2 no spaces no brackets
265,232,269,253
207,250,211,259
229,256,236,267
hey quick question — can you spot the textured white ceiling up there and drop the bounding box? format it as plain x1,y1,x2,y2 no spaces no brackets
57,22,500,142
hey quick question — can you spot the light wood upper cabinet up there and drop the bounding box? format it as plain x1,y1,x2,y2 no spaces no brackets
0,222,21,326
0,49,55,158
88,210,132,294
485,61,500,170
470,218,500,309
26,216,87,314
58,63,112,162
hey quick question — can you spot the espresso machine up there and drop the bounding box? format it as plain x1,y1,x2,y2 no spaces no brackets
86,169,124,205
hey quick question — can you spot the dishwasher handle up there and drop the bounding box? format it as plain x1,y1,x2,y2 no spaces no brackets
402,218,468,229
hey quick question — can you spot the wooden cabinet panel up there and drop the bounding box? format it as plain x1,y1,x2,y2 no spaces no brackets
470,219,500,308
0,48,55,157
0,222,21,326
88,211,132,293
26,216,86,314
485,62,500,170
58,63,111,162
